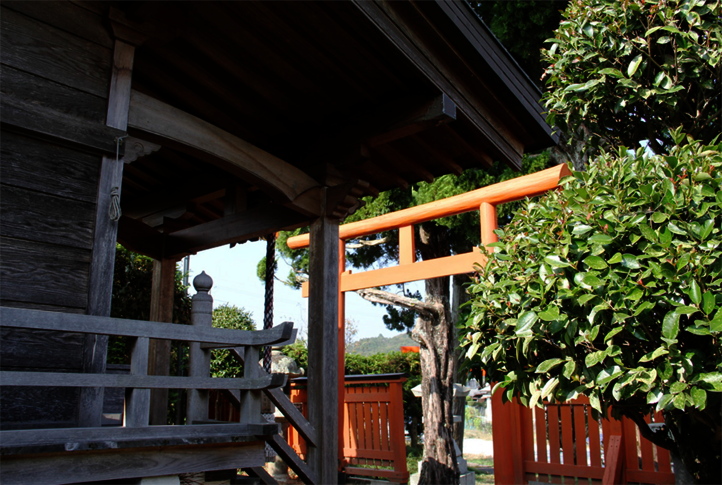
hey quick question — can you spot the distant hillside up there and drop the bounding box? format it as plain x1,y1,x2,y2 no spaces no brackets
348,333,417,356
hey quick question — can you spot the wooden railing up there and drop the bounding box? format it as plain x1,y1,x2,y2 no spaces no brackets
288,374,409,483
493,396,674,485
0,272,294,485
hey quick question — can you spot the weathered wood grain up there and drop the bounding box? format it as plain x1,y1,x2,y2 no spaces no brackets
0,423,278,452
306,212,340,484
0,132,100,204
0,307,295,345
124,337,150,427
0,65,106,124
0,237,90,308
1,371,287,391
265,387,318,447
1,95,124,155
0,327,84,370
0,387,80,431
0,184,95,250
0,7,111,98
2,0,113,48
0,441,266,485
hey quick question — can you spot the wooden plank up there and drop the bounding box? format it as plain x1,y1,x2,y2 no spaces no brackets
525,461,605,479
625,469,675,484
124,336,150,427
639,415,655,472
165,204,310,258
244,466,279,485
0,184,95,250
287,165,571,248
0,371,286,391
0,307,295,345
306,212,340,485
0,386,80,431
266,433,319,485
0,327,84,370
534,406,548,463
0,237,90,309
601,435,623,485
0,7,111,98
546,405,561,463
574,404,588,467
302,248,486,297
264,387,318,447
148,258,177,425
2,0,113,48
0,423,277,450
0,65,106,125
344,391,391,402
127,90,320,209
655,413,672,473
1,95,122,155
399,225,415,265
0,131,100,203
0,441,265,485
240,346,262,424
588,410,602,468
623,416,640,472
560,405,574,465
364,396,374,453
521,405,535,462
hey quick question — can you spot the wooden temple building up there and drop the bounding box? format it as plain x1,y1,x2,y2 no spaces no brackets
0,1,556,483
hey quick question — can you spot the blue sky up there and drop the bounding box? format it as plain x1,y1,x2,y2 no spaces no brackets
186,241,419,340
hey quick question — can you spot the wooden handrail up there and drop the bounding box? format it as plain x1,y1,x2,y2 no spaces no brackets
287,164,571,248
0,306,293,346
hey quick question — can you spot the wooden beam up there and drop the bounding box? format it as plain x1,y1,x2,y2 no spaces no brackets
0,307,295,346
301,249,485,297
441,123,495,169
0,96,125,156
127,90,321,212
0,441,265,485
0,371,287,391
0,423,277,452
164,204,309,258
399,225,415,265
366,93,456,147
266,433,319,485
148,258,177,425
307,210,340,484
116,215,164,259
288,164,571,248
81,38,135,428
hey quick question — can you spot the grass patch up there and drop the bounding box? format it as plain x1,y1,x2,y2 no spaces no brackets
466,454,494,485
464,425,493,441
406,444,424,476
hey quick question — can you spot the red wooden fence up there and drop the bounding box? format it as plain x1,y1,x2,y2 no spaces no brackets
289,374,409,483
493,395,674,485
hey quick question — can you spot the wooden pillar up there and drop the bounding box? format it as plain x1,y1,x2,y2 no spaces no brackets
187,272,214,423
81,39,135,427
479,202,498,248
307,211,340,484
338,238,346,470
148,257,177,425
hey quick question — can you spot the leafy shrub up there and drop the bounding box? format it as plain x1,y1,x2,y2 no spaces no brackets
462,134,721,482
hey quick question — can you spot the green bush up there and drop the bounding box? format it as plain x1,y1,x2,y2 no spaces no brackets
461,134,722,483
210,304,256,378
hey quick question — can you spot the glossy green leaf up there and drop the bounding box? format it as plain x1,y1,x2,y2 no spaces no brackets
584,255,608,270
536,358,565,373
689,280,702,305
662,311,680,340
588,234,613,244
627,54,643,77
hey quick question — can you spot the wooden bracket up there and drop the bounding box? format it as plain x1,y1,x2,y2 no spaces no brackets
122,136,161,163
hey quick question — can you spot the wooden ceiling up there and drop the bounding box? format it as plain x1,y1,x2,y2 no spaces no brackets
113,0,556,259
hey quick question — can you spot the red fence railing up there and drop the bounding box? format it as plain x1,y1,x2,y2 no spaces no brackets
289,374,409,483
493,395,674,485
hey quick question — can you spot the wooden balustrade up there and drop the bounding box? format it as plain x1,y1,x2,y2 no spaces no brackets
0,272,293,485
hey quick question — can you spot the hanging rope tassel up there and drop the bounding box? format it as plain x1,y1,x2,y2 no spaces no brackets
109,186,122,221
109,136,127,222
263,233,276,373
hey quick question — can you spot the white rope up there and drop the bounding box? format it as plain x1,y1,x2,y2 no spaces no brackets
109,136,127,222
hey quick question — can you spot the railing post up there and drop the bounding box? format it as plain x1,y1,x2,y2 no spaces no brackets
124,336,150,427
239,346,262,424
187,271,213,424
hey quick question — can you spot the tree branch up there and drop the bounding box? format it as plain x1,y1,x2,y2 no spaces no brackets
355,288,439,320
626,410,675,450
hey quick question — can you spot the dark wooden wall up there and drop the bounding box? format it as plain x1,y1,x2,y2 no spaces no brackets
0,1,113,429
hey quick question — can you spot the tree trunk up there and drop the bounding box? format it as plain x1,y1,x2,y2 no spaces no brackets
415,223,458,485
451,274,471,453
355,223,460,484
663,397,721,485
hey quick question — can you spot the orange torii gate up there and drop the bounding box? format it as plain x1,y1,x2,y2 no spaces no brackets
286,164,571,471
